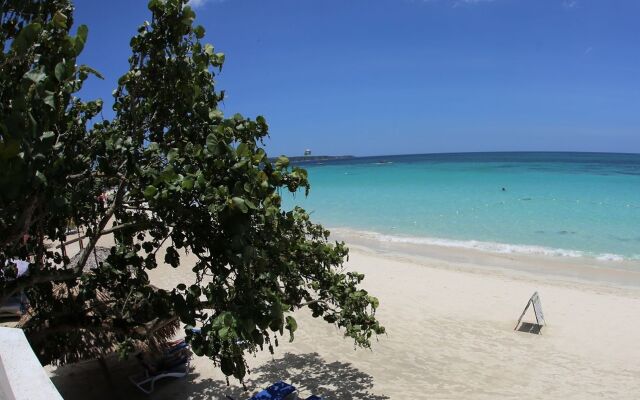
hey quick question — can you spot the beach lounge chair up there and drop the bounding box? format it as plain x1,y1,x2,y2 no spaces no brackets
0,294,27,317
129,338,192,394
1,260,30,318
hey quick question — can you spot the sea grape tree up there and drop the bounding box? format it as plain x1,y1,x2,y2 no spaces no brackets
0,0,384,379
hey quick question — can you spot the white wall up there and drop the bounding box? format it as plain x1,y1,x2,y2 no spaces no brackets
0,328,62,400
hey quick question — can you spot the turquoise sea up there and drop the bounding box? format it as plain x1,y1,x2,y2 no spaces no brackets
283,152,640,261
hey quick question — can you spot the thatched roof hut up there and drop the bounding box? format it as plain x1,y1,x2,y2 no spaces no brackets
17,246,180,366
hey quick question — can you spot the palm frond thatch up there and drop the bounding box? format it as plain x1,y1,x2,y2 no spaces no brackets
17,246,180,366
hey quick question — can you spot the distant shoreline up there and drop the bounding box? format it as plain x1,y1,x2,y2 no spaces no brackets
314,151,640,159
273,151,640,165
270,155,356,164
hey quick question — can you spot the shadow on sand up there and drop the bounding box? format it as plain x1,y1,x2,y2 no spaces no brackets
186,352,389,400
516,322,542,334
50,352,388,400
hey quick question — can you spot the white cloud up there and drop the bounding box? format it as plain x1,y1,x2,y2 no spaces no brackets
188,0,206,7
583,46,593,56
563,0,578,9
187,0,224,9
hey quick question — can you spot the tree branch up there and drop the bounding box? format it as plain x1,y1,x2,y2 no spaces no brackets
70,177,127,276
0,178,128,303
298,299,324,307
1,195,39,249
56,222,141,248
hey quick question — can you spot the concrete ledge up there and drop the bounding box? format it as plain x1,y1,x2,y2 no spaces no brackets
0,327,62,400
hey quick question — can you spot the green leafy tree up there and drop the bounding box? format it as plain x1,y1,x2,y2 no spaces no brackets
0,0,384,380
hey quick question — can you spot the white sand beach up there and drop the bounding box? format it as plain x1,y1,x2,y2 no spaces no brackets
48,235,640,399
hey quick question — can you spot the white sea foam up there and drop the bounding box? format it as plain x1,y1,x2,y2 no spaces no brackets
336,228,630,261
596,253,626,262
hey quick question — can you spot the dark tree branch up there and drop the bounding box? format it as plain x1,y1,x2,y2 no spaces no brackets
70,177,127,276
298,299,324,307
56,222,141,248
0,178,127,303
1,195,39,249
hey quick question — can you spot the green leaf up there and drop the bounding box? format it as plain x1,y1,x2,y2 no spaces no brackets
43,92,55,109
143,185,158,199
24,69,46,84
231,197,248,213
196,172,206,188
252,330,264,346
147,0,162,11
285,315,298,332
275,156,289,169
35,171,47,184
240,318,255,334
218,326,230,339
41,131,55,141
160,166,178,183
236,142,249,157
75,25,89,55
205,133,218,152
142,242,154,253
77,24,88,43
11,23,42,54
368,296,380,310
164,246,180,268
54,63,66,82
0,139,21,160
285,315,298,342
220,357,234,376
208,109,223,121
189,285,201,297
181,178,194,190
181,6,196,26
167,148,179,162
194,25,205,39
52,11,68,29
270,300,283,320
78,65,104,80
232,359,246,380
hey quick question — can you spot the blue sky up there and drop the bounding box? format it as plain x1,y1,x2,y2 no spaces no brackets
74,0,640,156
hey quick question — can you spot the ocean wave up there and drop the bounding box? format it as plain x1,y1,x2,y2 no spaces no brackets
335,228,634,261
596,253,626,262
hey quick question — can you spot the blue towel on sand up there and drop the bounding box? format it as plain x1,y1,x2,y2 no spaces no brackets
250,381,296,400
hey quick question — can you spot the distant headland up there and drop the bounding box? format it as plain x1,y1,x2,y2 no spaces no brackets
270,155,356,163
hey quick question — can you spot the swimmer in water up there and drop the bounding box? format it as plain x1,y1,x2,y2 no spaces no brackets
501,187,506,192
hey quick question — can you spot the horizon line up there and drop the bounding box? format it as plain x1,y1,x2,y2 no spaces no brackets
289,150,640,159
